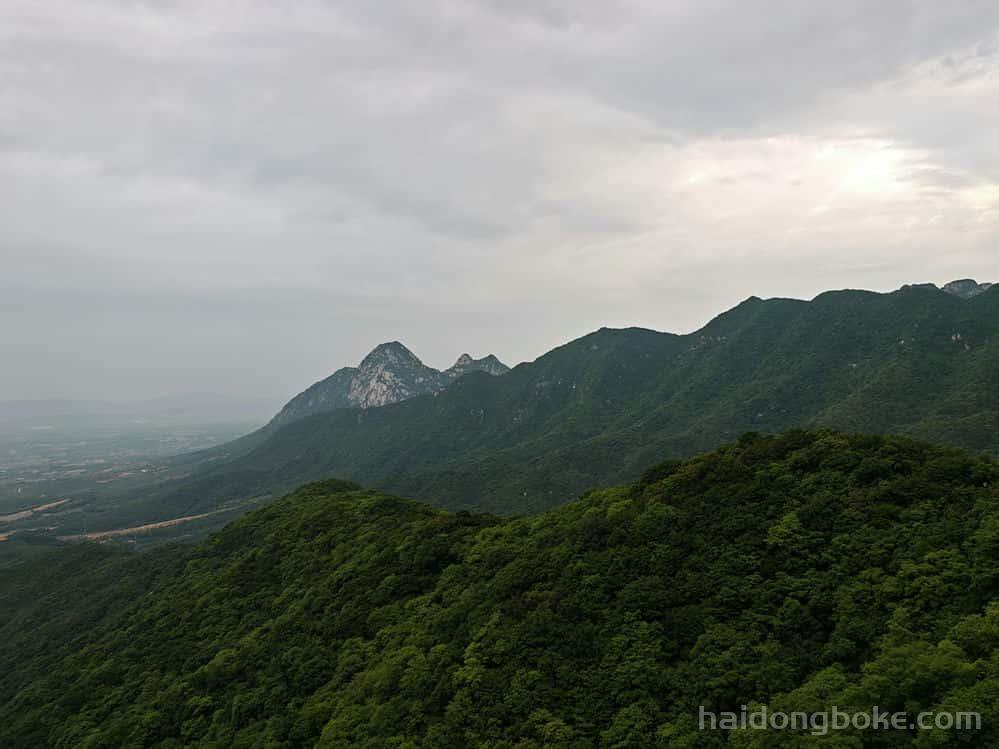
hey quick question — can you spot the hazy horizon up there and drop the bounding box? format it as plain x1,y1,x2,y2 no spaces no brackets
4,2,998,401
4,277,993,403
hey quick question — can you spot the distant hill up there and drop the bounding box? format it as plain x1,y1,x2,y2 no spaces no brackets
268,343,509,428
2,432,996,746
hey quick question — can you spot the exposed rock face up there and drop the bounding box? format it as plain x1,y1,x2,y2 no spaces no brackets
942,279,994,299
269,342,509,428
444,353,510,381
347,342,439,409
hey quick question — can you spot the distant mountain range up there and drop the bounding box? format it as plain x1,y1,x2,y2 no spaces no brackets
269,343,509,427
69,278,996,537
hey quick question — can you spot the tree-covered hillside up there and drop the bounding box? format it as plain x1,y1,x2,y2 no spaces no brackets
2,431,997,747
83,283,999,535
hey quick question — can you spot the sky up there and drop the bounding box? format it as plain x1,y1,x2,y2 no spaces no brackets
3,1,999,401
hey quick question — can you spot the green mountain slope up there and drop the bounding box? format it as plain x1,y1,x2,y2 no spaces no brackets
2,431,996,746
108,283,999,527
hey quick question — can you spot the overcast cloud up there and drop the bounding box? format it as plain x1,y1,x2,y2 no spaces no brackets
3,1,998,401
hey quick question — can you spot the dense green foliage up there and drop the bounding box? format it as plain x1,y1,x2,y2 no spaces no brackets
92,284,999,534
0,541,179,708
2,432,997,747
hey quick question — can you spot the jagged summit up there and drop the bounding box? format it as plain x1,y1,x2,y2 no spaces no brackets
445,353,511,380
360,341,422,368
899,279,994,298
477,354,509,372
942,279,994,299
269,343,509,427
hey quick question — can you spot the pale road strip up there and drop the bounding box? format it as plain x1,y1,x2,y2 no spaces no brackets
58,509,228,542
0,498,73,525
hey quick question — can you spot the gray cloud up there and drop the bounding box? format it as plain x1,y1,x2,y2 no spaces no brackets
2,1,998,400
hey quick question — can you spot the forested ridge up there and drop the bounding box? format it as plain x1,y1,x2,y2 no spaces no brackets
87,283,999,539
2,430,997,747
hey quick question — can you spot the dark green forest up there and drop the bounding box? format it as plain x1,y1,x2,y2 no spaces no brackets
2,431,996,747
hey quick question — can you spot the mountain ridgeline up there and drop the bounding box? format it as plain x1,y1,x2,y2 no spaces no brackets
110,280,999,526
2,432,997,746
28,279,996,542
268,343,509,427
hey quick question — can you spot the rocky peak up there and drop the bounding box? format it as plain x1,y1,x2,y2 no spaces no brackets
359,341,423,369
350,343,439,409
269,343,510,428
475,355,511,375
942,279,994,299
444,353,511,380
